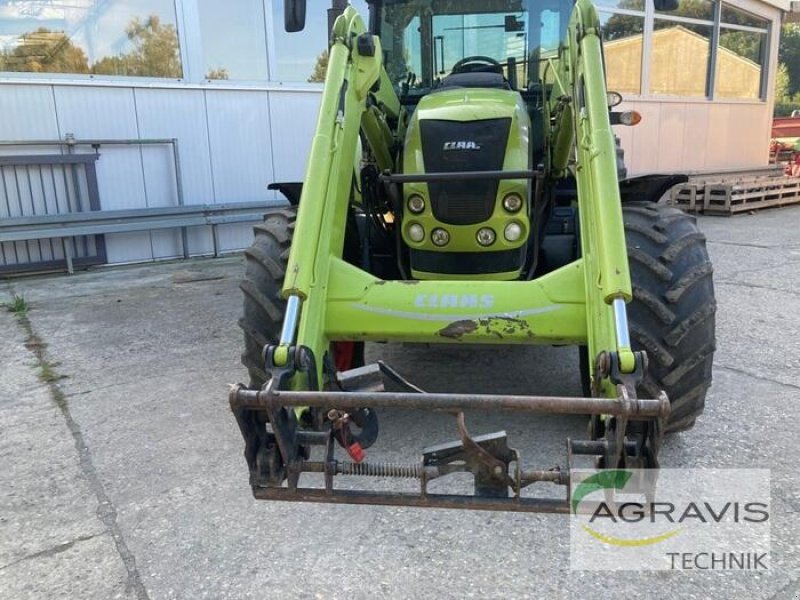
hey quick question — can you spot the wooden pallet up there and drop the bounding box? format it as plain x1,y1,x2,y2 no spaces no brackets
670,176,800,216
670,183,703,212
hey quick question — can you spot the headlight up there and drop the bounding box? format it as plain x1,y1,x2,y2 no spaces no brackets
476,227,496,246
431,228,450,246
407,194,425,214
504,222,523,242
502,193,523,213
407,223,425,242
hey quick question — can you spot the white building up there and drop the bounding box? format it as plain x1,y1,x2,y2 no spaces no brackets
604,0,790,174
0,0,790,271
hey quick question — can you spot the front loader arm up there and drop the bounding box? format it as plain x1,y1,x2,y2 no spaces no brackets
547,0,637,393
278,7,396,386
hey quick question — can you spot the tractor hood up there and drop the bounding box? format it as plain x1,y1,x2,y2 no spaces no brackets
403,87,530,180
401,87,531,234
399,87,532,279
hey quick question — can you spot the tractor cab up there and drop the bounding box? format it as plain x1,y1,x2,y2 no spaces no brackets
365,1,575,280
368,0,573,100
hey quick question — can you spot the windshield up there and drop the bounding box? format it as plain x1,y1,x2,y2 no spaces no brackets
373,0,572,91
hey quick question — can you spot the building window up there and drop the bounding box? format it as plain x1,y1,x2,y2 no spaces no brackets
650,0,714,97
600,0,770,101
599,3,646,95
715,5,769,99
650,20,713,97
269,0,369,83
0,0,182,78
197,0,268,81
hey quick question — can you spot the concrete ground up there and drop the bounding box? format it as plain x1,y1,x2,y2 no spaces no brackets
1,206,799,600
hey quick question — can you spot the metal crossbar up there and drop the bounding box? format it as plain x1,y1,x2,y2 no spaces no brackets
0,138,190,274
0,201,273,273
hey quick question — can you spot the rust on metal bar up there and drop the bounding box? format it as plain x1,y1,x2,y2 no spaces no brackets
519,470,568,486
251,487,571,514
230,387,669,419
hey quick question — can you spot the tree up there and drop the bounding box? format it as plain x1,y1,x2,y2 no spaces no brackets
0,28,90,73
779,23,800,97
603,14,644,42
124,15,181,77
206,67,229,80
0,15,182,78
92,15,181,78
718,29,763,64
603,0,713,41
91,55,131,76
776,62,790,102
308,50,329,83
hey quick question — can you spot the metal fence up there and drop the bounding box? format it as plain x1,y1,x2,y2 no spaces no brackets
0,152,105,274
0,137,188,274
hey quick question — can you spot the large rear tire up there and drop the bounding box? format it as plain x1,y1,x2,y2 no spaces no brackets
239,207,364,389
623,201,716,433
239,209,295,388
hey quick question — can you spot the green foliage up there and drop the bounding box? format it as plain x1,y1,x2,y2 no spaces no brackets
0,28,90,73
308,50,329,83
6,294,28,314
39,361,60,383
0,15,181,78
780,23,800,98
206,67,229,80
603,0,715,40
776,24,800,115
718,29,763,64
125,15,181,77
776,63,790,101
603,13,644,42
775,102,800,118
93,15,181,78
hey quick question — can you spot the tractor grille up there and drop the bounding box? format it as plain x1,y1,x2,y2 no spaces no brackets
410,247,525,276
419,118,511,225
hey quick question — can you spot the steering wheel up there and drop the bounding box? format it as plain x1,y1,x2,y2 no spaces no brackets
451,55,503,74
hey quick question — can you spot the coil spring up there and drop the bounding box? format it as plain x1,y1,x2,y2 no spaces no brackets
337,462,422,479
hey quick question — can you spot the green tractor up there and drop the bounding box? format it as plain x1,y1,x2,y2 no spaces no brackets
229,0,715,512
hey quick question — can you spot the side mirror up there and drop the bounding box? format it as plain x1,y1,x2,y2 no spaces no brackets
285,0,306,33
653,0,680,10
607,91,623,107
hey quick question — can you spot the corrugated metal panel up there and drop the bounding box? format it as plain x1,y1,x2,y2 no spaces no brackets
268,91,322,182
53,86,152,263
0,86,104,267
0,85,60,145
134,88,216,258
205,89,276,252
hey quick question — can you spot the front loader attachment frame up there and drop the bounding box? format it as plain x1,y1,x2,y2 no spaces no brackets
230,361,669,514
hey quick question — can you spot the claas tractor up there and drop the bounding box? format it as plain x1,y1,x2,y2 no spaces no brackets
229,0,716,513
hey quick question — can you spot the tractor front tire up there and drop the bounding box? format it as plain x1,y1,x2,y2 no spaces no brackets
239,209,295,389
623,201,716,433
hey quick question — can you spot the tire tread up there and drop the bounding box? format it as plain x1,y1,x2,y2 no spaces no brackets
623,202,716,433
239,209,295,388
